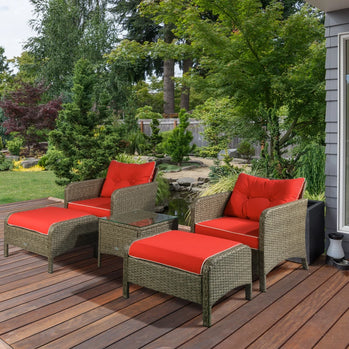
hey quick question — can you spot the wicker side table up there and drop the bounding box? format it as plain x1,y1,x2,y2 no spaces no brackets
98,210,178,266
123,231,252,327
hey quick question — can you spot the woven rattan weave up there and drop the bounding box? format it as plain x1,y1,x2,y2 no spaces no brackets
191,192,309,292
4,211,98,273
123,235,252,327
64,176,158,216
98,210,178,265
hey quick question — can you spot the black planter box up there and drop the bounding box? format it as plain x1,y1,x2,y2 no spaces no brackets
289,200,325,264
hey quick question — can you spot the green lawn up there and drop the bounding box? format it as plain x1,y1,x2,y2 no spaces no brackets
0,171,65,205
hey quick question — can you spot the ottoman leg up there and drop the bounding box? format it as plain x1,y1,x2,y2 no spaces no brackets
245,283,252,300
48,256,54,274
202,301,211,327
4,243,8,257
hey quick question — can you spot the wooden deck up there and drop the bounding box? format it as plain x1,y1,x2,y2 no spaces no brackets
0,198,348,349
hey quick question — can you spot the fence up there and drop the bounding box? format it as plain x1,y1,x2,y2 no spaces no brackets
137,118,243,149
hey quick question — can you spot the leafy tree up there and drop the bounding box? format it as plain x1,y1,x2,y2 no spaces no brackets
0,82,62,153
165,109,195,164
48,58,122,185
151,0,325,177
0,47,12,97
26,0,117,97
192,97,235,157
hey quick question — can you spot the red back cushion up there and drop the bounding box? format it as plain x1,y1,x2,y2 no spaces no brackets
100,161,156,197
224,173,305,221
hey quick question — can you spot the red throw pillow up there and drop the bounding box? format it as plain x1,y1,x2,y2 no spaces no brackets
100,161,156,197
224,173,305,221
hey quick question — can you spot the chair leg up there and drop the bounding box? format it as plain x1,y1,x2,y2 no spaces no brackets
97,251,101,268
302,258,309,270
259,274,267,292
123,280,130,299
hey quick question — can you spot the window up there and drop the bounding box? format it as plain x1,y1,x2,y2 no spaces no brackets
338,33,349,233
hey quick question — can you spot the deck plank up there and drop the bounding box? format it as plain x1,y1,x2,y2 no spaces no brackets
282,283,349,348
0,199,347,349
314,309,349,348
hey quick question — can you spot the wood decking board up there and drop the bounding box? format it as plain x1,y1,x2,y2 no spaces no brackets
0,199,348,349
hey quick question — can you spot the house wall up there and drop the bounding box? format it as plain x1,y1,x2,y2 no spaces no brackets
325,9,349,256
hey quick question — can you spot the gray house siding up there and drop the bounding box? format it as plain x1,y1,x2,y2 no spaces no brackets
325,9,349,256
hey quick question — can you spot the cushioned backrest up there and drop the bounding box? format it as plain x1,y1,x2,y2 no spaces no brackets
100,160,156,197
223,173,305,221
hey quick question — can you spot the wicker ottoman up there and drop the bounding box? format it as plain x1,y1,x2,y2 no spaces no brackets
4,206,99,273
123,230,252,327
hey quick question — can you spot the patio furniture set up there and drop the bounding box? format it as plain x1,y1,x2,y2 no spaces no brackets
3,161,309,327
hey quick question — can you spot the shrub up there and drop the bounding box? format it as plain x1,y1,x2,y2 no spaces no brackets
192,97,235,157
0,153,13,171
296,143,325,196
165,109,195,165
155,171,170,206
237,140,255,160
7,134,24,156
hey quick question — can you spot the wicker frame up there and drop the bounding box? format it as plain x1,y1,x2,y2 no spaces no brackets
191,192,309,292
123,240,252,327
64,170,158,216
4,213,98,273
98,214,178,265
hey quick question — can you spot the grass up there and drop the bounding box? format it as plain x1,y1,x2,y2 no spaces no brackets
0,170,65,205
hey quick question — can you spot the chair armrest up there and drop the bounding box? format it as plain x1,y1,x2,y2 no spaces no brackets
190,191,231,232
64,178,105,207
259,198,308,264
110,181,158,215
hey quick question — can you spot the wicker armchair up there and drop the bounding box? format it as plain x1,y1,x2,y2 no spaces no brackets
191,173,308,292
64,161,158,217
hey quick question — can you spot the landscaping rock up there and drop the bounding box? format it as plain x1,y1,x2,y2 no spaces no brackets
177,177,196,187
21,158,39,168
218,148,239,160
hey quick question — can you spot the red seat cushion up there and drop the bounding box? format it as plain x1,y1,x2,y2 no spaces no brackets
7,206,92,235
224,173,305,221
100,161,156,197
129,230,242,275
196,217,260,249
68,197,111,217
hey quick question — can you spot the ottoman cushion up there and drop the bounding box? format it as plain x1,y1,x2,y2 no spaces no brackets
7,206,93,235
129,230,242,274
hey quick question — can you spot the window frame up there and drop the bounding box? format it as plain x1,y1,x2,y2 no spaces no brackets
338,32,349,233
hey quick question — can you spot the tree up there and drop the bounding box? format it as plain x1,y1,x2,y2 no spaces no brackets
192,97,235,157
0,47,12,97
26,0,117,96
165,109,195,165
48,58,122,185
151,0,325,177
0,82,62,153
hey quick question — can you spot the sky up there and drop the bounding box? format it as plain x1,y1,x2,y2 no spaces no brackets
0,0,35,59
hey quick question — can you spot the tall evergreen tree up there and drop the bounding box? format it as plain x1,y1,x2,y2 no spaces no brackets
48,58,122,185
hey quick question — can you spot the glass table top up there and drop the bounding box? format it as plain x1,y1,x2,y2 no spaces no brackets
101,210,177,228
